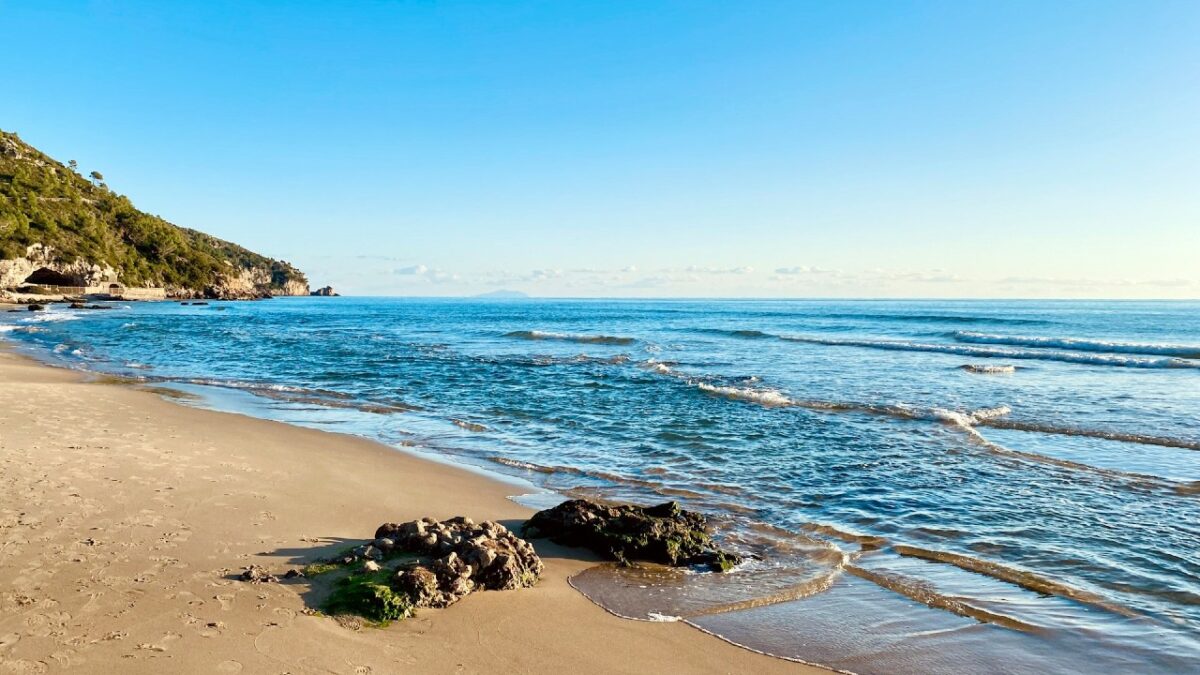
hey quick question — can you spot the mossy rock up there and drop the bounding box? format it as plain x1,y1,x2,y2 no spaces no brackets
323,570,413,624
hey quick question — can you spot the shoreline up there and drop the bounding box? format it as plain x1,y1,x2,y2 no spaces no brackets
0,334,827,673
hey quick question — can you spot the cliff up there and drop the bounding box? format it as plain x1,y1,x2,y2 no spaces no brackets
0,130,308,299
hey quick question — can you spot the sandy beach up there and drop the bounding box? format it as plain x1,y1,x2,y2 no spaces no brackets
0,337,824,674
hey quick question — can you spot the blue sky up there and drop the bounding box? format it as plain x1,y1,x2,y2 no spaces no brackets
2,1,1197,297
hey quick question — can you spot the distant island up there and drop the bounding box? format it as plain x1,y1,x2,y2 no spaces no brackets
0,130,314,300
475,289,529,299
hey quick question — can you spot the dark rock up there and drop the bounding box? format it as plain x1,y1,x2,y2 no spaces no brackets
28,304,45,311
370,516,543,609
238,565,279,583
523,499,743,572
70,302,86,309
283,569,304,579
310,285,339,297
392,566,441,606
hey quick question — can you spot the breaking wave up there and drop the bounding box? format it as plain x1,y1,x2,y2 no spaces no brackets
777,334,1200,369
961,364,1017,374
694,382,797,407
17,311,81,324
954,331,1200,359
977,418,1200,451
682,375,1200,476
504,330,636,345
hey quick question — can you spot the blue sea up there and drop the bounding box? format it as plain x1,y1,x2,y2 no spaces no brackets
3,298,1198,673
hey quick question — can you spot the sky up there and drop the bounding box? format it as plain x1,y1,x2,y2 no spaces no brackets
2,1,1198,298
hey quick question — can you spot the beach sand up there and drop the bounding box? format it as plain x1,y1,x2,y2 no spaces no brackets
0,343,826,674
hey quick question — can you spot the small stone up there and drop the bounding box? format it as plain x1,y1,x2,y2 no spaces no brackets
238,565,278,583
363,560,382,573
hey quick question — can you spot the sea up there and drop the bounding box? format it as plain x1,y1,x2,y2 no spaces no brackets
3,297,1198,673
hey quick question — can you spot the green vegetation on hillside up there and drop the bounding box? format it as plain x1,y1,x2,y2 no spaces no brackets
0,130,306,292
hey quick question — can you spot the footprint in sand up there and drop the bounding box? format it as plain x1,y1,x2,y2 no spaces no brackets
214,594,235,610
216,661,243,673
0,658,48,673
0,632,21,650
135,632,182,652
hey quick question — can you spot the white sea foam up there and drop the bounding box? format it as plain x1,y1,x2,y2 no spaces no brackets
642,359,674,374
961,364,1017,374
954,331,1200,358
18,311,80,324
694,382,796,407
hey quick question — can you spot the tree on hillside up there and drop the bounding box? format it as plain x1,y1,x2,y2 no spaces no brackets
68,159,78,173
89,170,104,184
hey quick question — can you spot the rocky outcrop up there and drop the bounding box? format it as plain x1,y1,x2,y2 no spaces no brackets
523,499,743,572
276,279,310,297
310,285,339,296
376,516,543,608
0,244,119,289
237,516,542,624
179,265,308,300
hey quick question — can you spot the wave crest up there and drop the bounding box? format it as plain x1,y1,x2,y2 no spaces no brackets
954,331,1200,359
961,364,1017,374
778,334,1199,369
504,330,636,345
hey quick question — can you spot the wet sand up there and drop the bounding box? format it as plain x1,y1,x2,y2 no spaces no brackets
0,343,827,674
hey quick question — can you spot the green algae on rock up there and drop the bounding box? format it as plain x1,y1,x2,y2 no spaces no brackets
244,517,545,625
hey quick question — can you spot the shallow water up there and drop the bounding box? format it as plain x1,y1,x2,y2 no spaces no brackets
4,298,1198,673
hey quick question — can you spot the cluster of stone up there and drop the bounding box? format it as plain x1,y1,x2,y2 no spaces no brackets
238,565,279,583
373,516,543,608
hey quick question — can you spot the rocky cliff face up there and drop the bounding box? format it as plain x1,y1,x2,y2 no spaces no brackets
0,244,120,289
1,130,312,299
163,265,310,300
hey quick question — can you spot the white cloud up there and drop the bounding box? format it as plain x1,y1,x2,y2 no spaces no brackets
774,266,840,276
393,264,460,284
394,264,429,275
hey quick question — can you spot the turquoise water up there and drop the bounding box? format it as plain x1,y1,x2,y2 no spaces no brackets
4,298,1198,673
